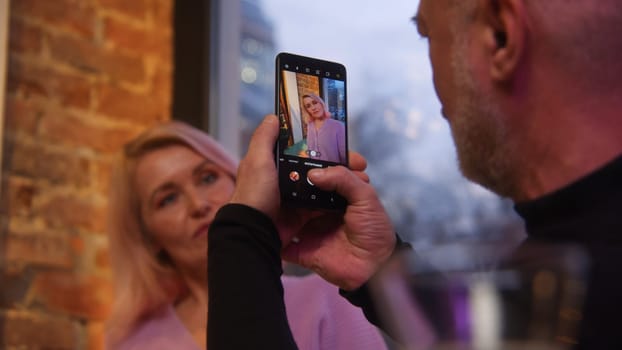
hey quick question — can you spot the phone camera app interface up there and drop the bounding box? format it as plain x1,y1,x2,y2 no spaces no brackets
276,54,348,210
277,67,347,166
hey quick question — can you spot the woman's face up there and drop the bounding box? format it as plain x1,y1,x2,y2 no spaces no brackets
134,144,235,270
303,97,325,120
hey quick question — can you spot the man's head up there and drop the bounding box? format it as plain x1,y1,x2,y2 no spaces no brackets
415,0,622,200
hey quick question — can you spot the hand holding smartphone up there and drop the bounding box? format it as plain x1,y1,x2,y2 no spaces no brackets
275,52,349,210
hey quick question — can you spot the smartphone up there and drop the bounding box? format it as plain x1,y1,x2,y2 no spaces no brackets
275,52,348,210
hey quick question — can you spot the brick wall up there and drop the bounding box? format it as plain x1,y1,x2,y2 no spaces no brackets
296,73,320,136
1,0,173,348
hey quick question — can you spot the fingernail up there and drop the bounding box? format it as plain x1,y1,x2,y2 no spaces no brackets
265,114,278,124
308,169,325,179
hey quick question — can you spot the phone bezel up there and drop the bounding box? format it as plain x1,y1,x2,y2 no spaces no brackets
274,52,349,211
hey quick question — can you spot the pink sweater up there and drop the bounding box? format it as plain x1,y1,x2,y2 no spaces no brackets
110,273,387,350
283,273,387,350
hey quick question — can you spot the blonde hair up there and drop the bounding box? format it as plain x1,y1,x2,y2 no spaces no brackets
105,121,237,345
302,93,331,122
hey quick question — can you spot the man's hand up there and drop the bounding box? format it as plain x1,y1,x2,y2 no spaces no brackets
230,115,317,245
229,115,281,220
281,161,396,291
232,114,397,290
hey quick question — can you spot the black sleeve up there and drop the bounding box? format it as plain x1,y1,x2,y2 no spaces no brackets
207,204,298,350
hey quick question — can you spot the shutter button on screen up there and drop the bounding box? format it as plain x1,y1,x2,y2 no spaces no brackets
289,171,300,182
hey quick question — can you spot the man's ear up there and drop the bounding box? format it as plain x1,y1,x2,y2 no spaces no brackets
483,0,527,82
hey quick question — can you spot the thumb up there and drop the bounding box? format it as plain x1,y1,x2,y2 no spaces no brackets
230,114,280,220
246,114,279,159
307,166,374,204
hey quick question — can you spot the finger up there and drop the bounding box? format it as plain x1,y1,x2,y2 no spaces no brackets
307,166,375,204
348,151,367,172
246,114,279,159
353,170,370,183
230,115,280,218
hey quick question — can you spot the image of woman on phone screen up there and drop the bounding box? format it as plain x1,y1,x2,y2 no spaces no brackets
303,93,347,164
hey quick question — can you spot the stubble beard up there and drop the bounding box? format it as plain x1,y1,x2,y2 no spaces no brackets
448,34,519,199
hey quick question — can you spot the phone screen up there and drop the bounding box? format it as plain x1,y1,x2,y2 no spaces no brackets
275,52,348,210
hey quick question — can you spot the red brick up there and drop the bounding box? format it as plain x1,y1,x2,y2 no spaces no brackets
4,232,73,269
93,159,114,195
88,321,106,350
152,67,172,108
1,1,174,347
12,0,96,39
7,139,39,178
103,17,171,58
37,193,108,233
5,137,39,178
96,83,168,123
48,33,146,84
97,0,149,20
3,96,42,134
39,111,141,153
71,235,86,256
42,152,92,187
95,244,110,270
5,175,37,216
7,57,92,109
0,200,8,219
7,137,92,186
9,17,44,55
2,310,79,348
6,58,46,99
151,0,173,27
30,271,113,320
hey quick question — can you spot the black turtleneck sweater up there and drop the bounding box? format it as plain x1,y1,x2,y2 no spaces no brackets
514,155,622,349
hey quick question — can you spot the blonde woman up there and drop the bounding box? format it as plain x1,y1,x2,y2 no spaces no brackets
105,121,387,350
302,93,347,164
